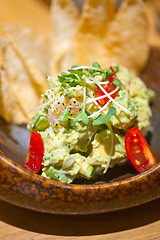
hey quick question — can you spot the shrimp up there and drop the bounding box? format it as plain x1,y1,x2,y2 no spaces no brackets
47,94,83,129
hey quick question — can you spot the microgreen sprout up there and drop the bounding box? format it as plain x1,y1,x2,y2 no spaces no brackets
71,86,89,126
113,79,121,88
71,106,89,126
92,106,117,125
103,122,114,173
60,109,70,122
60,109,74,132
29,100,53,113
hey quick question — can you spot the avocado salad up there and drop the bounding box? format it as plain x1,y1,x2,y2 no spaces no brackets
27,62,154,183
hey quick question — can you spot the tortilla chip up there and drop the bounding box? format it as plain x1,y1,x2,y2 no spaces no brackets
74,0,115,66
0,66,28,124
50,0,79,74
102,0,149,73
3,23,50,76
0,37,42,121
3,23,49,93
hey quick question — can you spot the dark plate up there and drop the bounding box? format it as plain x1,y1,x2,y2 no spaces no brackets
0,47,160,215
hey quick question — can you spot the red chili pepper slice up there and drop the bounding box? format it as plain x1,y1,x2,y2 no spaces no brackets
125,127,157,173
109,66,116,76
95,66,117,105
24,131,44,173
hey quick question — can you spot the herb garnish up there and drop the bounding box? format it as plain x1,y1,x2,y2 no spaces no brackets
113,79,121,88
88,61,114,81
71,106,89,126
92,106,117,125
58,70,84,89
60,109,74,132
60,109,70,122
71,85,89,126
58,62,130,131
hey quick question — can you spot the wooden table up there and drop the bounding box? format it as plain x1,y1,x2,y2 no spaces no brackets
0,198,160,239
0,0,160,239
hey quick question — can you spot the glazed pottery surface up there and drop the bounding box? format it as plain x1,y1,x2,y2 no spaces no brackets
0,47,160,215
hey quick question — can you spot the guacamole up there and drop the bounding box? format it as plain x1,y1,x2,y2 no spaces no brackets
28,62,154,183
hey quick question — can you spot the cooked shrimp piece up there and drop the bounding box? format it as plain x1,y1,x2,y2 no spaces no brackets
48,94,83,128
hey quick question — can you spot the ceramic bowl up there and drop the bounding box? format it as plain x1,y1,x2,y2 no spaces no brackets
0,47,160,215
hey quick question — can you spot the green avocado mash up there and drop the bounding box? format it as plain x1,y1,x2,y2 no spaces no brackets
28,62,154,183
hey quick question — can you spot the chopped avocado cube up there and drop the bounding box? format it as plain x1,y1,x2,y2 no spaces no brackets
71,153,94,179
28,110,49,131
45,166,75,183
80,164,94,178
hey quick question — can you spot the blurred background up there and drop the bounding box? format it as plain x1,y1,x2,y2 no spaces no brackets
0,0,160,74
0,0,160,46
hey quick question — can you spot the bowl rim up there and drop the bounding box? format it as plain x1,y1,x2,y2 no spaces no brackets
1,150,160,188
0,145,160,214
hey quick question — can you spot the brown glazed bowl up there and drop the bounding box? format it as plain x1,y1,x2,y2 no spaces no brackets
0,47,160,215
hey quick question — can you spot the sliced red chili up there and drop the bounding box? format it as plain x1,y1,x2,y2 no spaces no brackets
109,66,116,76
95,66,117,105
